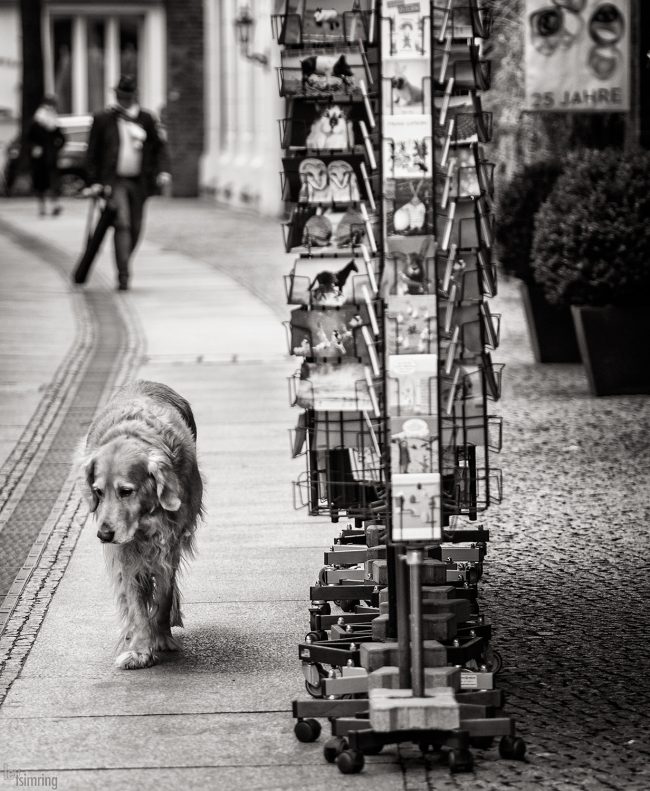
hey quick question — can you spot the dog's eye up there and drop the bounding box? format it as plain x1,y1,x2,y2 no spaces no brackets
118,487,134,499
92,487,104,499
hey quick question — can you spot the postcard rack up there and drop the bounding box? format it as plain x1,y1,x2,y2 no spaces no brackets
275,0,527,775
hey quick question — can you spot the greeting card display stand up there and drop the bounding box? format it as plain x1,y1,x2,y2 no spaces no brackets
274,0,527,775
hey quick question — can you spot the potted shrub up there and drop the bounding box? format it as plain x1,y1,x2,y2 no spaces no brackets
495,161,581,363
531,148,650,396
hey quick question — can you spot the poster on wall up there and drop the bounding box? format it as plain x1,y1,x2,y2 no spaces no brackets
524,0,629,112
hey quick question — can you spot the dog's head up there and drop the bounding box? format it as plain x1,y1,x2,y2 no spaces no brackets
81,437,181,544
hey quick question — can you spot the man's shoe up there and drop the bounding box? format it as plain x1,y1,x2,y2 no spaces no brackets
117,282,129,291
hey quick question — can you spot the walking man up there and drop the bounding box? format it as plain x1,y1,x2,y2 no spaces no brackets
85,75,171,290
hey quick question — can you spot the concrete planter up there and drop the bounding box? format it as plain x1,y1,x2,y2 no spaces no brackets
519,281,581,363
571,305,650,396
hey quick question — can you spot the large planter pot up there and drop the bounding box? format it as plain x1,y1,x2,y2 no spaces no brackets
519,281,581,363
571,305,650,396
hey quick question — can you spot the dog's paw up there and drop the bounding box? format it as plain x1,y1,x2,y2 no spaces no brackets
115,649,157,670
154,631,180,652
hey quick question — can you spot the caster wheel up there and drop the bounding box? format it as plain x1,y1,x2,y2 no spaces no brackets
305,631,325,643
304,679,324,698
483,646,504,675
339,600,359,613
499,735,526,760
294,718,321,743
323,736,347,763
470,736,494,750
448,749,474,774
336,748,365,774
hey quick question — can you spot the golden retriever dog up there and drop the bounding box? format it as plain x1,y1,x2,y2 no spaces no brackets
78,380,203,669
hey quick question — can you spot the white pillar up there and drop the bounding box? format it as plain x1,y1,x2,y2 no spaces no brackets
144,7,166,114
105,17,119,106
200,0,221,189
72,15,88,114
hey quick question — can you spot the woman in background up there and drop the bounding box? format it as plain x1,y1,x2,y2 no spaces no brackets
27,95,65,216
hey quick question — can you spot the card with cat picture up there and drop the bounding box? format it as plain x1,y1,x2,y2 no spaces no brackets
385,295,437,355
390,416,439,476
391,472,442,543
279,45,372,99
382,58,430,114
283,100,368,151
383,114,432,178
285,256,377,307
278,0,375,46
385,178,434,237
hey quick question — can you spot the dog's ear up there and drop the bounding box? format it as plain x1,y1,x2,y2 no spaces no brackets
79,451,99,513
148,450,182,512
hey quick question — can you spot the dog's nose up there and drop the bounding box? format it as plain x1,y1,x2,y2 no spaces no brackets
97,526,115,543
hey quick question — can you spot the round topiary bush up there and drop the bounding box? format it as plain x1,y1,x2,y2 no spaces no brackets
532,148,650,307
495,160,563,281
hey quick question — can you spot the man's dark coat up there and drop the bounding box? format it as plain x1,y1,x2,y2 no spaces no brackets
85,107,170,196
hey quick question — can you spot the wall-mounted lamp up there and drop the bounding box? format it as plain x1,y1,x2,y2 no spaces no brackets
234,6,270,68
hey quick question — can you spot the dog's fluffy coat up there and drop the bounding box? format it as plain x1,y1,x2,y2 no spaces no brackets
78,380,203,669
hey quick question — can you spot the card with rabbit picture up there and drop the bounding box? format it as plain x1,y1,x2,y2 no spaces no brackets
383,114,432,178
383,58,430,114
279,0,375,46
385,178,434,237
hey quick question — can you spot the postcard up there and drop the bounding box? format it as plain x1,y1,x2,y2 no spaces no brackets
383,114,432,178
286,256,376,307
283,100,367,150
391,472,442,543
383,57,430,114
382,0,427,56
280,0,375,46
280,44,371,98
294,360,375,411
289,304,370,360
390,416,439,475
387,353,438,415
385,295,437,355
385,177,434,236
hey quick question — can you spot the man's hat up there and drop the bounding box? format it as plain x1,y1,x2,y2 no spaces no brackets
115,75,137,95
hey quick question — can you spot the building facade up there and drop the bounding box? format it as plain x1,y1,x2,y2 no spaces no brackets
0,0,203,195
201,0,284,215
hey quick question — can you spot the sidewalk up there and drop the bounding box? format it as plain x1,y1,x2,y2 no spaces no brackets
0,197,649,791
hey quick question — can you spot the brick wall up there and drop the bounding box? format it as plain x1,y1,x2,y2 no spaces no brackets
164,0,204,196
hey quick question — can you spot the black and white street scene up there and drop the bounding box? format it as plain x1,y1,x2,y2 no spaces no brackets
1,1,649,790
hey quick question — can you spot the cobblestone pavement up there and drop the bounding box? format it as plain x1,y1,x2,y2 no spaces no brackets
0,198,649,791
146,199,650,790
